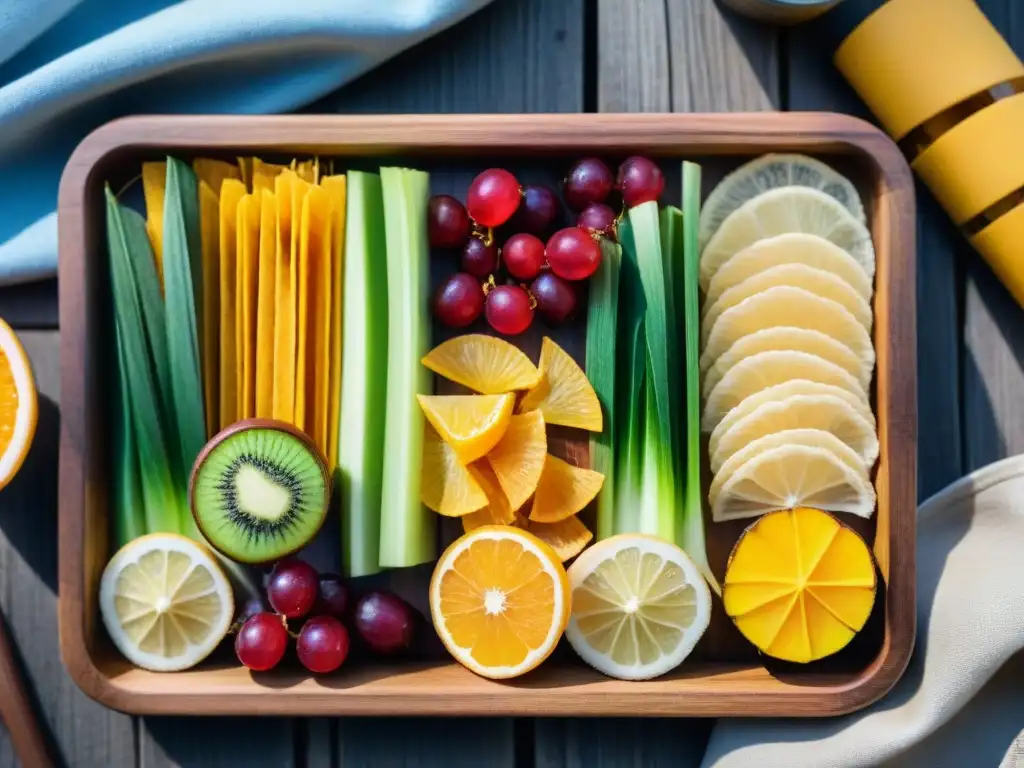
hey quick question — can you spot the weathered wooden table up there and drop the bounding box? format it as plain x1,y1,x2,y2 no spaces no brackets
1,0,1021,765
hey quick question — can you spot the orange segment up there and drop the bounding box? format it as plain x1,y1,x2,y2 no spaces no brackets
422,334,541,394
420,424,487,517
461,464,516,532
519,337,602,431
527,515,593,562
417,393,514,465
430,526,570,679
529,454,605,524
0,319,36,490
723,507,877,663
485,410,547,511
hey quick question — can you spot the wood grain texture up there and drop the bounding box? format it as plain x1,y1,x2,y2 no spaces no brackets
337,719,515,767
0,331,135,768
139,718,296,767
535,719,710,768
56,112,915,719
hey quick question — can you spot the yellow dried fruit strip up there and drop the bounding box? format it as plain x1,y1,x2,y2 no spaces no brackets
216,179,246,431
320,175,347,466
141,161,166,284
294,185,332,438
271,171,309,422
235,191,262,422
255,190,278,419
253,158,289,194
193,158,240,195
198,180,221,437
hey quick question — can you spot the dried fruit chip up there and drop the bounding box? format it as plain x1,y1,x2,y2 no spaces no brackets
421,334,541,394
485,411,547,511
461,464,516,532
417,393,514,465
420,424,488,517
519,337,602,431
528,515,593,562
529,454,605,524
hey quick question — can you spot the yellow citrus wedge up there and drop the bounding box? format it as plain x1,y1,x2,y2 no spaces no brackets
702,264,872,339
528,515,594,562
528,454,605,524
702,350,869,432
699,187,876,291
0,319,37,491
699,285,875,376
430,525,570,679
485,411,547,511
421,424,488,517
461,463,516,532
710,393,879,474
702,327,870,395
709,428,868,508
705,232,873,308
724,507,877,663
699,155,866,250
711,443,876,522
518,337,602,432
421,334,541,394
417,393,514,465
565,534,712,680
99,533,234,672
709,380,875,459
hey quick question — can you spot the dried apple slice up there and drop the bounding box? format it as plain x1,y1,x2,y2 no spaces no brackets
421,334,540,394
529,454,605,524
461,464,516,532
519,337,602,431
486,411,547,511
528,515,593,562
420,424,487,517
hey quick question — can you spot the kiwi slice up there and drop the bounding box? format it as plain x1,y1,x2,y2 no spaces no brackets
189,419,330,564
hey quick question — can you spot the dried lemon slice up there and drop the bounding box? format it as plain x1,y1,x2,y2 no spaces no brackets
420,424,488,517
528,454,605,524
711,443,876,522
702,350,869,432
485,411,547,511
705,232,873,308
702,263,872,339
417,393,514,465
699,187,875,291
710,393,879,474
699,286,874,376
699,155,866,250
724,507,877,663
421,334,541,393
519,337,602,432
702,328,870,395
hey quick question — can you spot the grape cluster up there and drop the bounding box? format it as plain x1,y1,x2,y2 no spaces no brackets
428,157,664,336
234,558,415,675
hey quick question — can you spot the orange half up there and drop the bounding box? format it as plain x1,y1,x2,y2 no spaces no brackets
0,319,36,491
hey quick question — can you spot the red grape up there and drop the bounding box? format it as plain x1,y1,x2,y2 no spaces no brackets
428,195,470,249
617,156,664,207
433,273,484,328
564,158,614,211
354,592,414,655
267,559,319,619
531,273,578,325
503,233,546,280
236,595,269,626
235,613,288,672
545,227,602,281
577,203,617,238
514,185,560,236
315,573,349,619
297,616,349,674
485,284,534,336
460,236,498,278
467,169,521,227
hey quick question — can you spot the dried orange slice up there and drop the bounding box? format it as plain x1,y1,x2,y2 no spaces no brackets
461,464,515,532
519,337,602,431
529,454,605,524
485,411,547,511
430,525,570,679
421,334,540,394
0,319,36,491
527,515,593,562
420,424,488,517
723,507,877,663
417,393,514,465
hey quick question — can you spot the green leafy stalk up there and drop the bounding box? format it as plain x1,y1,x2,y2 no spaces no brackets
111,316,146,549
338,171,388,577
682,162,721,595
586,238,621,541
378,167,434,569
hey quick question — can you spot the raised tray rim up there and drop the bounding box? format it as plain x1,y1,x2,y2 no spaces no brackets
56,112,917,717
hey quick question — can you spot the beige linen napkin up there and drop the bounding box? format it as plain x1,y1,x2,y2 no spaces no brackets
701,454,1024,768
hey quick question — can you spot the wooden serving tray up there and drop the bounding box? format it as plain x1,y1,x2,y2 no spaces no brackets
56,113,916,718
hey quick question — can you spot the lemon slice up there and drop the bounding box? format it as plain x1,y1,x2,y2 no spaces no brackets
705,233,873,308
421,334,541,394
711,441,875,522
564,534,712,681
0,319,37,491
702,351,868,432
702,264,872,340
99,533,234,672
416,393,514,465
699,187,875,291
709,380,875,460
699,154,866,250
710,393,879,474
699,285,875,375
702,328,870,395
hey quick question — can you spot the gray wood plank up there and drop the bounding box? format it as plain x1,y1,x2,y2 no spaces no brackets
535,719,710,768
0,330,136,768
139,718,295,768
0,280,58,331
337,719,516,768
786,13,965,499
